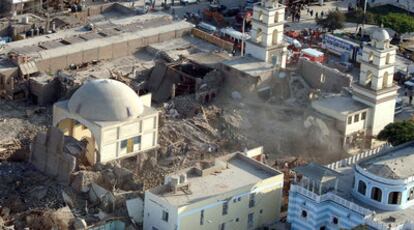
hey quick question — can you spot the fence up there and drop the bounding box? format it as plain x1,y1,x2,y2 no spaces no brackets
326,143,391,170
290,185,372,216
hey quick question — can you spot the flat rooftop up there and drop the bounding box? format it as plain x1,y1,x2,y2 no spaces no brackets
149,153,281,207
2,13,182,56
359,142,414,180
222,56,274,77
312,96,368,120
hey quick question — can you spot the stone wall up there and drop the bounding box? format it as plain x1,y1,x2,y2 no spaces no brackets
30,128,76,184
297,58,352,93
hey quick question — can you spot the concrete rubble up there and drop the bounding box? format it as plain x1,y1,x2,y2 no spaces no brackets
0,1,366,229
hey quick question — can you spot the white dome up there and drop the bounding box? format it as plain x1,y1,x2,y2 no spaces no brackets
372,29,390,42
68,79,144,121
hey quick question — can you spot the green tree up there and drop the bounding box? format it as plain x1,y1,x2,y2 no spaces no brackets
378,121,414,146
316,11,345,32
379,13,414,34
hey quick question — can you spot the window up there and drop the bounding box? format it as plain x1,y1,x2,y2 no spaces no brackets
259,209,263,214
258,11,263,22
371,187,382,202
120,139,128,152
361,112,366,120
383,72,389,89
301,210,307,218
200,210,204,225
247,213,254,228
388,192,402,205
235,218,239,222
408,187,414,201
358,180,367,195
332,217,339,225
366,71,373,87
219,223,226,230
320,227,326,230
274,12,279,23
238,197,241,202
222,202,228,215
368,51,374,63
272,30,279,45
249,193,256,208
320,73,326,83
152,227,159,230
162,211,169,222
347,116,352,125
256,28,263,44
354,114,359,122
386,53,391,64
120,136,141,154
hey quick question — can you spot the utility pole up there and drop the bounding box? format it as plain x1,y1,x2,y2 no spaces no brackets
361,0,367,41
241,16,245,56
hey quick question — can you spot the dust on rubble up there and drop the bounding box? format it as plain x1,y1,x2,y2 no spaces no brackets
0,100,50,160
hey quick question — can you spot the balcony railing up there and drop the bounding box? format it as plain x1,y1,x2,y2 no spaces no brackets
290,185,372,216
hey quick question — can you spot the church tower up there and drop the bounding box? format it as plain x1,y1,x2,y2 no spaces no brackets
245,0,288,68
352,29,399,136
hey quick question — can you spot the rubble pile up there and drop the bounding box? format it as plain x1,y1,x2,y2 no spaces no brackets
0,101,49,160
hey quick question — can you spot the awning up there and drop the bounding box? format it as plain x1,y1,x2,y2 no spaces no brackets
19,61,39,76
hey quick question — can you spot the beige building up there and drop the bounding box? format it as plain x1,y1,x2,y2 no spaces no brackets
312,29,399,149
144,147,284,230
245,0,288,68
53,79,159,165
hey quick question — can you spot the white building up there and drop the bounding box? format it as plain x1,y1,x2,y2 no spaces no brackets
245,0,288,68
53,79,159,165
352,28,399,136
143,148,284,230
287,142,414,230
312,28,399,148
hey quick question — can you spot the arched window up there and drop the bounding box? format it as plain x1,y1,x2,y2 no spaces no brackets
366,71,373,87
272,30,278,45
368,52,374,63
301,210,307,218
371,187,382,202
383,72,389,88
357,180,366,195
256,28,263,44
274,12,279,23
385,53,391,64
258,11,263,22
388,192,402,205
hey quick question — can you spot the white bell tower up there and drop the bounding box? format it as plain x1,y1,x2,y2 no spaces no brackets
245,0,288,68
352,29,399,136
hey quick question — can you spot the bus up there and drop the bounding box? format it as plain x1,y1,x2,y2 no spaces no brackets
219,27,251,50
322,34,362,63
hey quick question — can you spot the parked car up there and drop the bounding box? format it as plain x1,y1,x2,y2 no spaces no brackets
180,0,199,5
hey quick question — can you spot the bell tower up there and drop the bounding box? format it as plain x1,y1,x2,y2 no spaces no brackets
245,0,288,68
352,29,399,136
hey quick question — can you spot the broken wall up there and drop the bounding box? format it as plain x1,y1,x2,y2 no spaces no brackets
29,76,59,106
297,58,352,93
30,128,76,184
